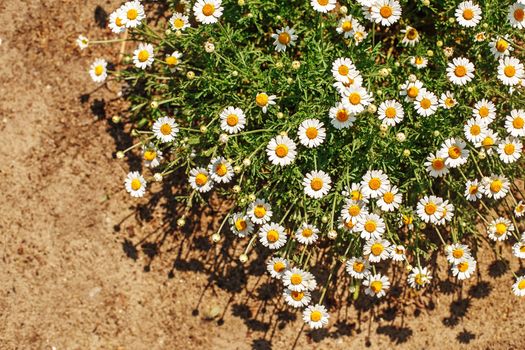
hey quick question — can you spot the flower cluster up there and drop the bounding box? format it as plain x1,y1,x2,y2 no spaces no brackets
82,0,525,330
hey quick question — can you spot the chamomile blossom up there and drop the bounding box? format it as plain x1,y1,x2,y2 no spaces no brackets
329,103,356,129
343,183,368,202
414,89,438,117
364,273,390,298
355,213,386,240
121,1,146,28
445,243,472,264
267,257,289,279
512,276,525,296
464,118,487,143
377,185,402,212
333,72,363,94
189,167,214,193
208,157,234,183
169,12,190,31
76,35,89,50
489,36,513,59
498,56,524,86
515,201,525,217
472,99,497,124
509,2,525,29
400,79,424,102
303,170,332,199
310,0,336,13
295,223,319,245
401,26,420,46
271,26,297,52
342,85,374,114
142,143,162,168
125,171,147,197
298,119,326,148
505,109,525,137
464,179,483,201
259,222,287,249
89,59,107,83
303,304,329,329
363,238,391,263
410,56,428,69
193,0,223,24
331,57,357,82
399,212,415,230
447,57,475,85
455,1,482,27
152,116,179,142
165,51,182,71
481,174,509,200
436,200,454,226
439,91,457,109
346,257,370,279
352,23,368,45
371,0,402,27
230,212,254,238
219,107,246,134
108,8,126,33
336,16,357,38
512,241,525,259
255,92,276,113
284,288,311,308
283,268,317,292
266,135,297,166
425,152,449,178
361,170,390,199
417,195,444,224
475,129,499,154
341,199,368,225
487,217,514,241
390,245,406,262
247,199,273,224
133,43,154,69
378,100,404,126
437,138,469,168
497,137,523,164
408,266,432,289
451,258,477,280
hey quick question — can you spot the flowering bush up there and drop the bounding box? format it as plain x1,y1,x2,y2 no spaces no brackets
82,0,525,329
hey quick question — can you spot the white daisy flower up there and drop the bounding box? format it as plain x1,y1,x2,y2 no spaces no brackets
142,143,162,168
336,16,357,38
220,106,246,134
303,170,332,199
481,174,509,200
425,153,449,178
255,92,276,113
363,238,391,263
497,137,523,164
498,56,524,86
331,57,357,82
165,51,183,72
76,35,89,50
515,201,525,217
266,256,288,279
436,200,454,226
352,23,368,45
340,199,368,225
363,273,390,298
247,199,273,224
408,266,432,289
189,167,214,193
338,214,357,232
475,129,499,154
417,195,444,224
355,213,386,240
512,276,525,296
193,0,223,24
361,170,390,199
390,245,406,262
400,79,424,102
208,157,234,183
399,212,415,230
133,43,154,69
512,241,525,259
455,1,482,27
505,109,525,137
152,116,179,142
437,138,469,168
377,99,404,126
283,268,317,292
371,0,402,27
108,8,126,33
271,26,297,52
298,119,326,148
464,118,487,143
259,222,287,249
284,288,311,308
345,257,370,279
333,72,363,94
329,103,356,129
89,58,108,83
401,26,420,46
451,258,477,280
439,91,457,109
303,304,329,329
125,171,146,197
230,212,254,238
445,243,472,264
472,98,496,124
489,36,513,59
447,57,475,85
169,12,190,31
377,185,402,212
310,0,336,13
342,85,373,114
410,56,428,69
464,179,482,201
509,2,525,29
487,217,514,241
121,1,146,28
266,135,297,166
295,223,319,245
414,89,438,117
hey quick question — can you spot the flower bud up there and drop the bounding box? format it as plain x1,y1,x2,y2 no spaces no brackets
233,185,241,193
276,112,284,119
219,133,229,144
186,71,195,80
233,165,241,174
153,173,163,182
396,132,406,142
403,149,411,157
112,115,121,123
248,194,256,202
379,124,388,132
200,125,208,133
242,158,251,167
211,233,221,243
177,217,186,227
116,151,125,159
339,5,348,15
239,254,248,263
321,216,328,224
150,101,159,109
292,60,301,70
367,104,377,113
327,230,338,240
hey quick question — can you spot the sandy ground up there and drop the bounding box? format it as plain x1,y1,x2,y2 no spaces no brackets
1,1,525,349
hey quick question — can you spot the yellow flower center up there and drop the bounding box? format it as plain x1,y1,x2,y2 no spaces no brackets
403,215,413,225
338,65,349,76
235,219,247,231
348,205,360,217
342,21,353,32
195,173,208,187
457,261,469,272
415,274,425,286
127,8,138,20
515,8,525,21
455,65,467,77
317,0,329,5
448,145,461,159
407,28,418,40
385,107,397,118
215,163,227,176
469,185,478,195
302,228,313,238
504,65,516,77
351,190,363,201
513,116,524,129
371,243,384,256
470,125,481,136
495,223,507,235
290,273,302,285
143,150,156,161
353,261,364,273
115,17,123,27
278,32,291,45
452,249,464,259
305,127,318,140
383,192,394,204
504,143,515,155
496,39,509,52
255,93,268,107
370,281,383,293
226,114,238,126
424,203,437,215
463,8,474,20
94,65,104,76
310,178,324,191
267,229,279,243
275,144,289,158
310,310,322,322
364,220,377,233
291,291,304,301
273,261,285,272
138,50,150,62
490,180,503,193
165,56,178,66
420,98,431,109
407,86,419,98
519,279,525,290
348,93,361,105
160,123,172,135
254,205,266,218
380,5,393,18
478,106,489,118
369,178,381,190
173,18,185,28
445,98,455,107
432,158,445,170
131,178,142,191
415,56,424,65
202,3,215,16
482,136,494,148
336,109,349,122
520,245,525,253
